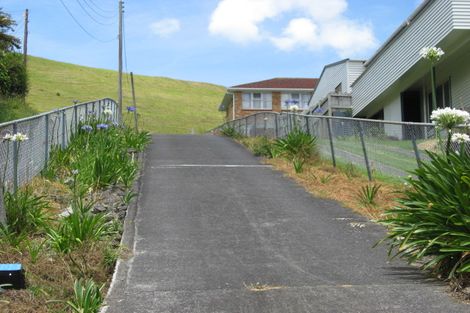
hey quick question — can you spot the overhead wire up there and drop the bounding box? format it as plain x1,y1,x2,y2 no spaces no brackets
82,0,117,18
86,0,116,14
58,0,117,43
75,0,116,25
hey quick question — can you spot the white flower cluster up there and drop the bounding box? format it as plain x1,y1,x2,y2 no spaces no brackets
420,46,444,62
103,108,113,116
451,133,470,144
2,132,29,142
430,107,470,129
289,105,300,112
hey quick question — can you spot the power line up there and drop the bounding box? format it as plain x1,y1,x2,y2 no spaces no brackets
86,0,116,14
75,0,116,25
82,0,117,18
58,0,117,43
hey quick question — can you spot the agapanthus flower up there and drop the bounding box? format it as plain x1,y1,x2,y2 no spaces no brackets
81,125,93,132
420,46,444,63
96,123,109,130
103,109,113,116
2,133,13,141
12,133,29,142
127,106,136,112
289,105,300,112
451,133,470,144
430,107,469,129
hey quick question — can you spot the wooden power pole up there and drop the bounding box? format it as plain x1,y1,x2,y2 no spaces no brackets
130,72,138,131
118,1,123,121
23,9,29,67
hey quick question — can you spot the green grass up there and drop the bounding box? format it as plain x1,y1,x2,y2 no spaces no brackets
0,97,37,124
26,56,226,134
317,136,422,176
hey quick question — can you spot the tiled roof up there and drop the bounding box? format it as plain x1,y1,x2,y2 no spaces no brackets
230,78,318,90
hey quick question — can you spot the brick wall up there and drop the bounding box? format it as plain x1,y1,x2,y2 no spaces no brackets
232,91,282,119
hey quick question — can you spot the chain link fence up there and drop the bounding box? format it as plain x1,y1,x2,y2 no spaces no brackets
0,98,118,223
214,112,469,180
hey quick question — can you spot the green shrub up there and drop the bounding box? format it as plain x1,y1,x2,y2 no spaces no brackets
46,121,143,190
250,136,275,158
220,125,241,139
378,150,470,281
3,188,50,234
47,200,113,253
63,279,104,313
274,128,317,173
0,52,28,97
356,184,381,206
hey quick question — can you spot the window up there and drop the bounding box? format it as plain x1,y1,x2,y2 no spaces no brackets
427,79,451,113
242,92,272,110
282,93,311,110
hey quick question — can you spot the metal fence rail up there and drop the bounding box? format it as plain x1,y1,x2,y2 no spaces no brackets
214,112,469,181
0,98,118,222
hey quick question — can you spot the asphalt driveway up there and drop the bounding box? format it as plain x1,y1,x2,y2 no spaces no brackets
104,135,468,313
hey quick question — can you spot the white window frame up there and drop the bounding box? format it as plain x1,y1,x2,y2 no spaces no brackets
282,92,311,110
242,92,273,110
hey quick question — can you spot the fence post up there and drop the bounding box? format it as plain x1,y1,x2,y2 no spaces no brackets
44,114,49,169
410,125,421,167
254,115,257,137
358,121,372,181
12,122,18,192
275,114,279,138
61,110,66,149
305,116,310,134
263,113,267,136
245,118,248,137
326,118,336,168
74,105,78,134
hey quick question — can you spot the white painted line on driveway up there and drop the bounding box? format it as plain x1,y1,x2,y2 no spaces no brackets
151,164,272,169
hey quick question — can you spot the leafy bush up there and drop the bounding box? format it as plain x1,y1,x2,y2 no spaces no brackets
274,128,317,173
47,200,113,253
0,52,28,97
46,120,144,190
63,279,104,313
3,188,49,234
378,150,470,282
356,184,381,206
220,125,241,139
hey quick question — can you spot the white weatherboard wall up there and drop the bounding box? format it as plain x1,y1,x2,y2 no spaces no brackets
310,60,365,107
352,0,454,116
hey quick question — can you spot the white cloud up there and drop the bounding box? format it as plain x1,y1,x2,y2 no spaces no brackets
270,18,319,51
150,18,181,37
209,0,377,56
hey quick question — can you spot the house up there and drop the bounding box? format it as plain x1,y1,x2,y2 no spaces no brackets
307,0,470,124
219,78,318,120
306,59,365,117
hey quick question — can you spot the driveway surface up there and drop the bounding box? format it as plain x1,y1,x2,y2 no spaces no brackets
104,135,468,313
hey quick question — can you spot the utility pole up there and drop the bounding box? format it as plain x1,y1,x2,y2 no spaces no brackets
130,72,138,131
23,9,29,67
118,1,124,121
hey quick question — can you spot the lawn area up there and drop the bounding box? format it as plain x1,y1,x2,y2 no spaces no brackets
318,136,422,176
26,56,226,134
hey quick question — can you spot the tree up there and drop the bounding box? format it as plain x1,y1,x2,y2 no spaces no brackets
0,8,21,52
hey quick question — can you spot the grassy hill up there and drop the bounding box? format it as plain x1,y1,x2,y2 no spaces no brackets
26,56,226,134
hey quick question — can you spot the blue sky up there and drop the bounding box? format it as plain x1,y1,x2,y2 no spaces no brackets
3,0,423,87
